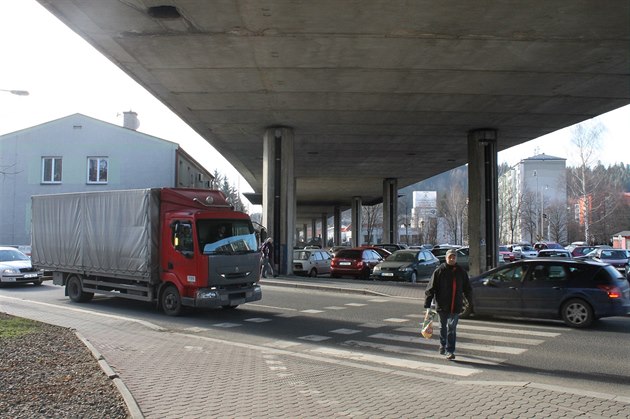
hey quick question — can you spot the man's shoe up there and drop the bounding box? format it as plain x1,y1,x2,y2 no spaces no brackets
445,352,456,360
438,347,446,355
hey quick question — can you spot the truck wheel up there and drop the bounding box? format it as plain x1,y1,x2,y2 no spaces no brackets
561,298,593,328
309,268,318,277
161,285,183,316
67,276,93,303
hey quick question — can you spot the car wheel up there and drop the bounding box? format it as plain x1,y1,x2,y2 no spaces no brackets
410,271,417,283
561,298,593,328
32,279,43,286
360,269,370,280
66,276,94,303
309,268,318,277
161,285,183,316
221,305,239,309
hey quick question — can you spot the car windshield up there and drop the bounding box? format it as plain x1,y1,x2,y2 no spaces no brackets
388,252,416,262
600,250,627,260
0,249,30,262
521,245,534,251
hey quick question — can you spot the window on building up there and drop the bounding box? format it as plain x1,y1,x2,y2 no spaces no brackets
87,157,108,184
42,157,62,183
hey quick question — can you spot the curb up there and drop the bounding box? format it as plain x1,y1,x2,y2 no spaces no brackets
75,332,145,419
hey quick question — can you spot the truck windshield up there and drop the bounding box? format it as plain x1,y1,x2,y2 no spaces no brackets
198,219,258,254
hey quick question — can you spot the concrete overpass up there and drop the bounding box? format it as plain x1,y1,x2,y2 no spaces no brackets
37,0,629,273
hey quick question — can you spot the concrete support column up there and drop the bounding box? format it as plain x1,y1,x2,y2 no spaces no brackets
468,129,498,275
351,196,362,246
321,213,328,248
311,219,317,244
263,127,295,275
382,178,398,244
303,223,308,244
333,206,342,246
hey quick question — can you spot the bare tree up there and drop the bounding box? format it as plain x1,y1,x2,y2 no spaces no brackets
362,203,382,244
519,190,538,243
567,121,605,243
438,171,468,245
545,203,567,243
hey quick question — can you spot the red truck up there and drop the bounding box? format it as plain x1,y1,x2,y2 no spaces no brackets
31,188,262,315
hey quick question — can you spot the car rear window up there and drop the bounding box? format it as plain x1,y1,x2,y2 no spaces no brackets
600,250,627,259
335,249,361,258
593,265,625,284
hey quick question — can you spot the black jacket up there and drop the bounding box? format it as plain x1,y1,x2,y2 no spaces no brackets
424,263,472,314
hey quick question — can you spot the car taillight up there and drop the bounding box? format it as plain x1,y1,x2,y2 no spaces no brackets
597,284,621,298
357,261,364,268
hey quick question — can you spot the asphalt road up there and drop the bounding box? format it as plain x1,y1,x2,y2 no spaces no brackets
2,280,629,399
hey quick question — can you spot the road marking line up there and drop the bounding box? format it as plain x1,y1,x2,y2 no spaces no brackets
367,299,390,302
211,322,241,328
401,323,561,337
370,333,528,355
323,306,347,310
245,317,272,323
309,347,480,377
383,318,410,323
345,303,367,307
394,327,545,345
249,303,298,311
330,328,362,335
301,309,325,314
342,340,505,365
299,335,331,342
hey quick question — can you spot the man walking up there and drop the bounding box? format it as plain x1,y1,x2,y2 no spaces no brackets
424,248,472,360
260,237,275,278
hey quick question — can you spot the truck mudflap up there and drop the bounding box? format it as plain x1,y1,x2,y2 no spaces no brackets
182,284,262,308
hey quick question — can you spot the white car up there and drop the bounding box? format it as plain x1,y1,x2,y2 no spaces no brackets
293,249,332,277
512,244,538,259
0,246,43,286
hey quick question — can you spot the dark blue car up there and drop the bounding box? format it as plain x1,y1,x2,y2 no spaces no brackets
461,259,630,328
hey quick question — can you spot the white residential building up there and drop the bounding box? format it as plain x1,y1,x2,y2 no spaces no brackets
499,153,567,244
0,113,213,245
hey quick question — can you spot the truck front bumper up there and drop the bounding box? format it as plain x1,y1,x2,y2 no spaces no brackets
184,284,262,308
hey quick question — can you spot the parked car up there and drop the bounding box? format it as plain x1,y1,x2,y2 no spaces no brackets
330,248,384,279
373,243,407,253
512,244,538,259
293,249,332,277
499,245,516,262
360,245,392,259
537,249,572,258
0,246,43,286
371,249,439,282
461,259,630,328
570,245,598,258
328,245,350,256
581,248,630,279
431,245,460,263
533,242,564,251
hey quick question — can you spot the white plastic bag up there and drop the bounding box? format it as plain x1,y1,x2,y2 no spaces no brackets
421,309,436,339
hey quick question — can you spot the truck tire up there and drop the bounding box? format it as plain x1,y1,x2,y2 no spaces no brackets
161,285,183,316
67,276,94,303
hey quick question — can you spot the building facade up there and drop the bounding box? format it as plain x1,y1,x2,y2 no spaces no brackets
499,153,567,244
0,113,213,245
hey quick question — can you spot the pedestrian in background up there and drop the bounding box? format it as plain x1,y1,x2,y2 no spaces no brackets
260,237,276,278
424,248,472,360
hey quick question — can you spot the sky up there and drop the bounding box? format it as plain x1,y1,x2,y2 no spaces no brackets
2,0,629,198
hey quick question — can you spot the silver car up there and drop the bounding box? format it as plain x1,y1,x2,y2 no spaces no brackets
293,249,332,277
0,247,43,286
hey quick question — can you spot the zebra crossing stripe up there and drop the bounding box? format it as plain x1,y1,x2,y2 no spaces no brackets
394,327,545,345
342,340,506,365
309,346,481,377
370,333,528,355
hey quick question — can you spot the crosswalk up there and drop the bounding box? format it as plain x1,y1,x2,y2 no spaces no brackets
186,298,569,378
